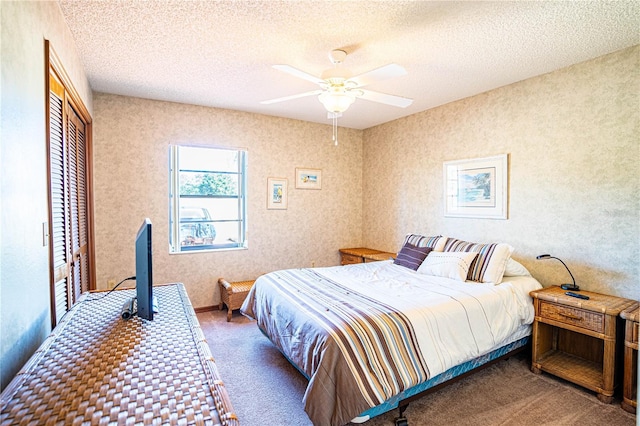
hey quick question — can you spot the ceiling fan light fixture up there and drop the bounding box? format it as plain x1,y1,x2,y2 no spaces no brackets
318,90,356,113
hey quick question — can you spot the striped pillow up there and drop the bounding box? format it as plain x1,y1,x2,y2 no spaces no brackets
394,243,433,270
443,238,514,284
401,234,446,252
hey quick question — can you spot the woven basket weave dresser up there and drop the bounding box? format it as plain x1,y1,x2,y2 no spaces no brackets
0,283,238,426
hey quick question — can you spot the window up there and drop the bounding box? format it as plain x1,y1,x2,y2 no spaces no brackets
169,145,247,252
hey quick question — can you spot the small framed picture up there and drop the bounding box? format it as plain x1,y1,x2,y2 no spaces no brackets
267,177,288,209
295,168,322,190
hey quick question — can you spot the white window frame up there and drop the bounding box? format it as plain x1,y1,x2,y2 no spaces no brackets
169,144,248,253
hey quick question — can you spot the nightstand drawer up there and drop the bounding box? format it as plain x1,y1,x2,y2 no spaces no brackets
540,301,604,333
341,253,363,265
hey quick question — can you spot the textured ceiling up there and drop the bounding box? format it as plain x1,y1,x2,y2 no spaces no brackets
58,1,639,130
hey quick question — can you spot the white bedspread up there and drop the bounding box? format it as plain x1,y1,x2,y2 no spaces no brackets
242,260,542,425
316,260,542,378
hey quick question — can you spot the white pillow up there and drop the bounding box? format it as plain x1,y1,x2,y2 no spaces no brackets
417,251,479,282
503,258,532,277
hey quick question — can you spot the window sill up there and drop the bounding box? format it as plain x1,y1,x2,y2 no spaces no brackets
169,245,248,255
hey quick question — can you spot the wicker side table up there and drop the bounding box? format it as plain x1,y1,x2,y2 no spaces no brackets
621,302,639,413
363,251,396,262
339,247,396,265
530,286,635,403
218,278,255,322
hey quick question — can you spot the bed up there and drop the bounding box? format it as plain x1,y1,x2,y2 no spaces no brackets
241,234,542,426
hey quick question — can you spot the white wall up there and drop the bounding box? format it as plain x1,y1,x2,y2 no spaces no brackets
363,46,639,300
0,1,93,390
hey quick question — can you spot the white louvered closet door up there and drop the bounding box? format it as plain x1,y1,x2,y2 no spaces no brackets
48,70,91,327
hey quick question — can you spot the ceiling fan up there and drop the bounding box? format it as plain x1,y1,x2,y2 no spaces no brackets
261,49,413,144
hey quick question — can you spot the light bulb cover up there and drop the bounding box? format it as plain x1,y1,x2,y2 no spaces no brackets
318,90,355,113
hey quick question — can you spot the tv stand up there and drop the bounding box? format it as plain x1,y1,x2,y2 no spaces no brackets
1,283,238,425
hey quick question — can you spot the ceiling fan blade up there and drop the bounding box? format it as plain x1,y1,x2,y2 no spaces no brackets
348,64,407,88
272,65,325,85
358,89,413,108
260,89,323,105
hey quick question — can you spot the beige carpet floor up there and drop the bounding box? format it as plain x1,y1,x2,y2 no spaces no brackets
197,309,637,426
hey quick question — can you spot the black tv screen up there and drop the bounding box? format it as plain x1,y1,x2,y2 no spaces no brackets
135,218,153,320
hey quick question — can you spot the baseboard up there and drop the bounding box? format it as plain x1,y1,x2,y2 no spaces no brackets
194,305,219,313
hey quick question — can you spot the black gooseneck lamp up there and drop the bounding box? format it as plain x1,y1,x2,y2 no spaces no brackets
536,254,579,291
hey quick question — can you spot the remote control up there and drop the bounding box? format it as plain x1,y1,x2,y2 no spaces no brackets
565,291,589,300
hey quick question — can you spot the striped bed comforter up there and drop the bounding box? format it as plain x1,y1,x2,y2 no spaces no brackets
241,261,541,426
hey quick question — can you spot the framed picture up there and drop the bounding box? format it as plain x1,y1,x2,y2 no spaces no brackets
295,168,322,190
443,154,508,219
267,177,288,209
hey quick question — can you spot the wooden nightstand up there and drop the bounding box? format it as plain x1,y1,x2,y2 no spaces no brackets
620,303,639,413
339,247,396,265
530,286,635,403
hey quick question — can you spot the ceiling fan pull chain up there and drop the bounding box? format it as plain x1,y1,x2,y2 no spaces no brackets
333,115,338,146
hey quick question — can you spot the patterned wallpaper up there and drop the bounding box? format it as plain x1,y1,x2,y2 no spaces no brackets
362,45,639,300
92,95,363,308
94,46,638,307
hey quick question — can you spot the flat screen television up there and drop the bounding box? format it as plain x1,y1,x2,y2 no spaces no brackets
135,218,154,320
